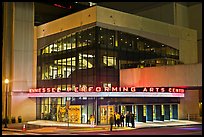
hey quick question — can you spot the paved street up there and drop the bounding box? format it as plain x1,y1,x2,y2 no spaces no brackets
2,120,202,135
2,125,202,135
67,125,203,135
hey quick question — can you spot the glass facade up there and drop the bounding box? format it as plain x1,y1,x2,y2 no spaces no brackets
36,26,181,124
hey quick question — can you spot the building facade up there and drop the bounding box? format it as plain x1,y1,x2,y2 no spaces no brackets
35,25,182,124
2,3,202,124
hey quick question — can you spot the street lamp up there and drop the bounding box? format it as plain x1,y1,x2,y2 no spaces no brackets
4,79,9,128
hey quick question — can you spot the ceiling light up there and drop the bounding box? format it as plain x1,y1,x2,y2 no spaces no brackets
90,2,96,6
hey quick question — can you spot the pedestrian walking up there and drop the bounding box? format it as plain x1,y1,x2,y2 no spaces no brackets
125,111,130,127
90,115,95,127
120,113,125,127
116,112,120,127
109,114,114,131
114,112,117,127
130,112,135,128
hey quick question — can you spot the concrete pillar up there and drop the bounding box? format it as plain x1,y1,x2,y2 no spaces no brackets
2,2,13,119
2,2,36,122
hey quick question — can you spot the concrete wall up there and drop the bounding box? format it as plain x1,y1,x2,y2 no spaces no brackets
135,3,175,25
188,4,202,63
120,63,202,88
11,93,36,121
179,90,199,119
174,3,189,27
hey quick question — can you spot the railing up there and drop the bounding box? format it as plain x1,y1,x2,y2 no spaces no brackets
187,114,200,121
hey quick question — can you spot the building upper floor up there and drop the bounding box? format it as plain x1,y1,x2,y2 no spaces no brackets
35,5,198,65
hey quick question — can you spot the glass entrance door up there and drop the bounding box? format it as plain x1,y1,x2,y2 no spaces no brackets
100,105,114,124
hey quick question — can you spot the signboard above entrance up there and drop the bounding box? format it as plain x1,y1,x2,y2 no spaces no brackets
29,87,185,93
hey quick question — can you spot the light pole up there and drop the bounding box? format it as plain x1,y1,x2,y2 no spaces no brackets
4,79,9,128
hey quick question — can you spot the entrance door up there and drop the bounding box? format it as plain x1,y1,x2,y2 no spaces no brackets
172,104,178,119
164,105,170,120
146,105,153,121
137,105,143,122
100,106,107,124
100,105,114,124
155,105,161,121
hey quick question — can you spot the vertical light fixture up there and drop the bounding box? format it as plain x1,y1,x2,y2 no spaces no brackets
4,79,9,128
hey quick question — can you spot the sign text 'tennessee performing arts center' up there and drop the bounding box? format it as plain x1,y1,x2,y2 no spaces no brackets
29,86,185,93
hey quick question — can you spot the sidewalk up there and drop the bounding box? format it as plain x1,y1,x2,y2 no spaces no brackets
2,119,202,134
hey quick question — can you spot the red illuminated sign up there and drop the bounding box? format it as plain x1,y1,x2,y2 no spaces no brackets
29,87,185,93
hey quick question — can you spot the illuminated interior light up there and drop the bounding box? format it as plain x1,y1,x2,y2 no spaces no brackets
137,37,139,40
101,36,103,38
89,2,93,6
89,33,91,35
121,39,123,41
110,37,112,40
115,40,118,47
147,45,149,47
125,41,127,43
162,44,164,47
